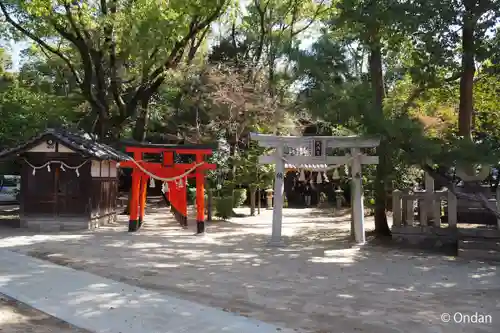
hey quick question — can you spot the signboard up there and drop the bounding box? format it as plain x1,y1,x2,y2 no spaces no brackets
314,140,322,157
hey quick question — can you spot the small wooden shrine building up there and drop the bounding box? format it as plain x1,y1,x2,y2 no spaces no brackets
0,128,131,231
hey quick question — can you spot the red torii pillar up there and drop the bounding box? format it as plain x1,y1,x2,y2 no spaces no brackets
118,145,215,233
195,153,205,233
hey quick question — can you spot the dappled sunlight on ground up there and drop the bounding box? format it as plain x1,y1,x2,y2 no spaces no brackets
0,206,499,332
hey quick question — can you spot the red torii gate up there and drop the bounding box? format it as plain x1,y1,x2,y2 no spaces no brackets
117,143,216,233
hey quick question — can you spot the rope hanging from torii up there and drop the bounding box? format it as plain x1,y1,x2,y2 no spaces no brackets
118,159,205,191
282,153,360,183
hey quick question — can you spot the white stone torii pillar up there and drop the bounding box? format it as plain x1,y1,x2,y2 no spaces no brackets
250,133,380,246
268,144,285,246
350,147,365,243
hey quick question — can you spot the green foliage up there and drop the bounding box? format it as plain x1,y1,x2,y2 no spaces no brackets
0,0,497,235
187,187,197,204
187,186,206,204
232,142,275,189
474,74,500,140
0,84,78,147
232,188,247,207
291,0,499,193
213,196,233,219
0,0,232,138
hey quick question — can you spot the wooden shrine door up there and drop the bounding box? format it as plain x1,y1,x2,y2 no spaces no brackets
22,161,57,216
55,165,88,216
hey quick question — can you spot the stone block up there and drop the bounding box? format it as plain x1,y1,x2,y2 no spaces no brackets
458,228,500,239
391,225,457,253
458,248,500,262
459,239,500,251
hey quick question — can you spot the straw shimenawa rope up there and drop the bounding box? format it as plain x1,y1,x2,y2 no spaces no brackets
117,159,204,182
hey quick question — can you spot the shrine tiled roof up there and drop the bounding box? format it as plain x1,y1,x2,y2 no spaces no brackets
0,128,131,161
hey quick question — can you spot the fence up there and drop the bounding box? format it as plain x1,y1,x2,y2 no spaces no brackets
392,189,457,228
392,187,500,229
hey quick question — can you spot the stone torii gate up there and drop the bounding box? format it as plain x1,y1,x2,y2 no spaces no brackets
250,133,380,246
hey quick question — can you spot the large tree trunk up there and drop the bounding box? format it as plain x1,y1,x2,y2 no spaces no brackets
88,103,111,139
369,33,391,236
458,0,476,140
132,99,150,142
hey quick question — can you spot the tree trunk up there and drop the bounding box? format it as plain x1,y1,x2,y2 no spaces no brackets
89,104,110,139
132,99,150,142
226,132,240,216
458,0,476,140
250,186,256,216
207,188,214,221
257,187,261,214
98,110,108,139
369,33,391,236
268,51,276,97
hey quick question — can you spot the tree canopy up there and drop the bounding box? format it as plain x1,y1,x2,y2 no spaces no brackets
0,0,499,233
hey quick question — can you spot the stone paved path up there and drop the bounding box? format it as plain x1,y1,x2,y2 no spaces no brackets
0,207,499,332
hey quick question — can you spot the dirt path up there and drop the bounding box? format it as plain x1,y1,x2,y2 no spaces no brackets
0,294,89,333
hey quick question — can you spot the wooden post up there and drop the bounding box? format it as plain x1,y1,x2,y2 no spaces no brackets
270,144,285,246
447,190,457,227
196,154,205,234
138,175,148,228
392,190,402,227
350,148,365,244
128,170,141,232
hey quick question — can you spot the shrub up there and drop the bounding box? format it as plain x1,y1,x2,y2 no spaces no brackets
214,196,233,219
187,187,206,204
233,188,247,208
187,187,197,203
